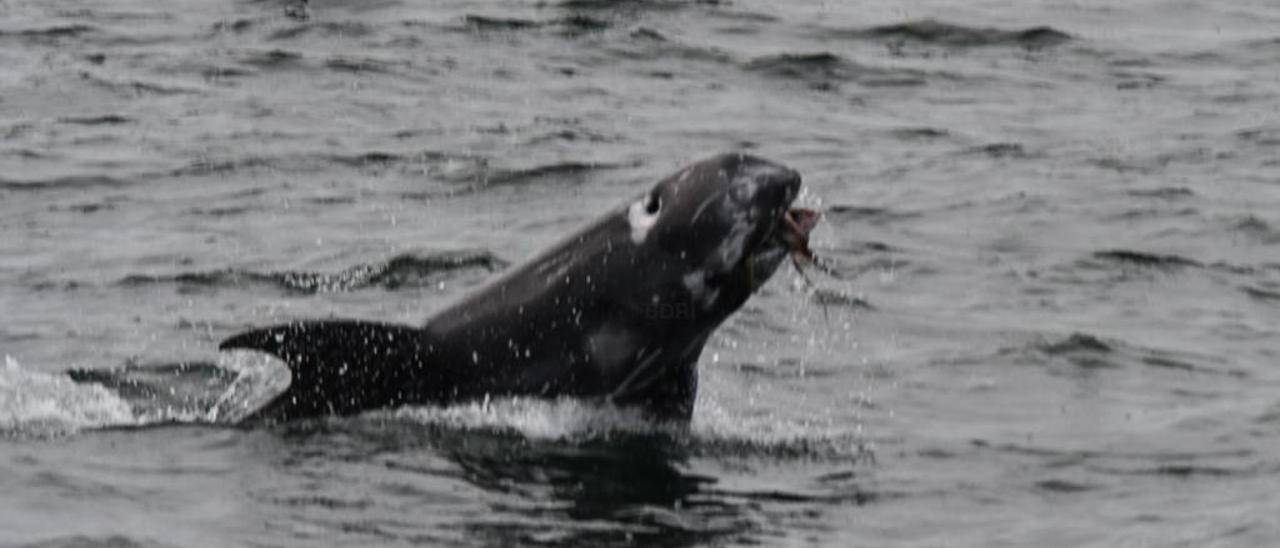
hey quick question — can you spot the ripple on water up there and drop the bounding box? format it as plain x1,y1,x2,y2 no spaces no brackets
742,51,937,91
115,249,507,294
4,534,178,548
813,19,1072,50
1,0,1278,545
1020,331,1246,377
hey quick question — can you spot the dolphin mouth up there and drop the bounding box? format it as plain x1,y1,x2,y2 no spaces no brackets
740,206,821,291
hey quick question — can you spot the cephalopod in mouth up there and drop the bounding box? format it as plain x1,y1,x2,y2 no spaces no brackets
781,207,820,263
780,206,845,291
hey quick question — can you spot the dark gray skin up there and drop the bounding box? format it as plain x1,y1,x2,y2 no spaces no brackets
219,153,802,424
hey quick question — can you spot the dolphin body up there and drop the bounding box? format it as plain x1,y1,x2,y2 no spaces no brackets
219,153,807,424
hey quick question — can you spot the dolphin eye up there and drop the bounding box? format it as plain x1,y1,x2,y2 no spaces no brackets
644,192,662,215
628,191,662,244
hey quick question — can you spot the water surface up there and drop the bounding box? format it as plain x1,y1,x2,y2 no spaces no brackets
2,0,1279,546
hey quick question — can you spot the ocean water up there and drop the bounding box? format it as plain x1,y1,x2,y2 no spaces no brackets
2,0,1279,546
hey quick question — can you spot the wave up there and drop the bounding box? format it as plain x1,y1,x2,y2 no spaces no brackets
162,149,522,184
77,71,203,97
1089,249,1204,269
743,52,934,90
0,174,135,191
886,126,950,140
169,152,399,177
168,155,284,177
1241,283,1280,303
744,52,858,79
1054,249,1278,289
118,250,507,293
810,288,875,310
406,160,627,198
1237,126,1280,147
555,0,697,11
462,14,610,35
1228,215,1280,244
210,18,256,34
0,24,98,39
1126,187,1195,199
974,439,1265,479
221,48,423,79
233,48,305,68
1023,332,1244,376
265,21,374,41
323,55,402,74
463,15,542,31
602,28,734,65
964,142,1029,158
463,161,619,186
821,19,1072,49
164,152,620,196
325,149,456,168
4,535,174,548
56,114,134,125
1038,332,1114,355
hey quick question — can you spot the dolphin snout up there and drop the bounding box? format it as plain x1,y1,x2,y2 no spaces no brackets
726,155,802,211
745,162,801,217
763,165,801,205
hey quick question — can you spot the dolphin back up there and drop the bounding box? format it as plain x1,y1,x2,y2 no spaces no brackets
218,320,441,424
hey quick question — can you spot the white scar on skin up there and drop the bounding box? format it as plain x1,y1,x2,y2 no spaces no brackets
716,218,752,273
586,324,639,376
688,192,719,225
682,271,705,297
707,168,768,272
627,198,658,244
683,270,720,309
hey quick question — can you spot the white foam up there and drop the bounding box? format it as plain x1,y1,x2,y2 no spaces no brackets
387,393,867,458
0,356,136,436
391,396,675,441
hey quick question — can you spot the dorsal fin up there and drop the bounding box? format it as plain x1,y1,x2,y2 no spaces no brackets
218,320,440,424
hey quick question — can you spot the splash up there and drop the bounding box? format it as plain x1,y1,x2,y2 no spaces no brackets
390,397,678,441
2,352,866,460
205,350,292,424
387,395,870,460
0,356,136,436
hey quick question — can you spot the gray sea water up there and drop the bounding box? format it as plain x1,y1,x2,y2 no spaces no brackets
2,0,1279,546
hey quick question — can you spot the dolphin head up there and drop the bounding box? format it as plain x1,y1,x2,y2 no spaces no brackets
626,153,804,317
